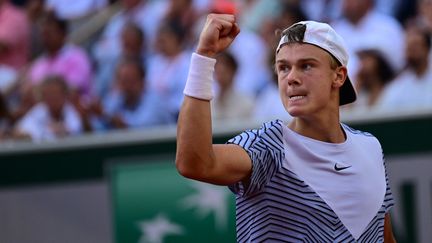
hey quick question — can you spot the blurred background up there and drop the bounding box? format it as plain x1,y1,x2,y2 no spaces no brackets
0,0,430,242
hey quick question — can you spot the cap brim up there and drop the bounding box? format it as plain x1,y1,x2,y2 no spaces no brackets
339,76,357,106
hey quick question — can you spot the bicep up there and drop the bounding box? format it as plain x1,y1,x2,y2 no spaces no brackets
206,144,252,186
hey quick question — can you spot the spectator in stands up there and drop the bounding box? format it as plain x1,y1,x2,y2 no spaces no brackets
25,0,45,60
300,0,342,22
253,52,292,123
0,0,29,70
342,49,395,113
93,22,146,99
212,51,254,122
210,0,270,97
332,0,405,77
163,0,197,43
27,12,93,103
259,2,307,51
146,20,191,119
13,75,82,142
379,27,432,111
417,0,432,33
92,0,167,63
45,0,107,31
95,58,173,129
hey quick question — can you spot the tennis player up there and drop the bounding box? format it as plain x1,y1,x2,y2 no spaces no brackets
176,14,395,242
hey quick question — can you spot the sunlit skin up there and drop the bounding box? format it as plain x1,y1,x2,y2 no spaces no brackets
275,43,348,142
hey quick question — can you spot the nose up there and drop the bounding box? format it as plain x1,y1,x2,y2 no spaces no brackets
286,67,301,86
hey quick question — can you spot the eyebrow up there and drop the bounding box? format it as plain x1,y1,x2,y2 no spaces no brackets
275,57,320,64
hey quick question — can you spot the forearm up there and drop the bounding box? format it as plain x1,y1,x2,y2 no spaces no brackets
176,96,215,179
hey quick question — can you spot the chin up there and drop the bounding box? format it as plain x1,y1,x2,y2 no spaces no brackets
286,106,305,118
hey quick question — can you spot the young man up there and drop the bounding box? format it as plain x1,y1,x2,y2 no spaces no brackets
176,14,395,242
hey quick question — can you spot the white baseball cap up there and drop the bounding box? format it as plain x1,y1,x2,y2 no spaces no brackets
276,21,357,106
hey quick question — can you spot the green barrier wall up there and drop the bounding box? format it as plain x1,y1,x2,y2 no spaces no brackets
110,160,236,243
0,113,431,243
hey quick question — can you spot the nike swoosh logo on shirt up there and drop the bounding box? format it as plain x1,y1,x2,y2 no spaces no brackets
334,163,352,171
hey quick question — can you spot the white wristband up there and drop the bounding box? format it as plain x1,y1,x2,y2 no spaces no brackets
183,52,217,100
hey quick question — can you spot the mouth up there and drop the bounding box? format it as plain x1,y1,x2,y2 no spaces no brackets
289,95,306,101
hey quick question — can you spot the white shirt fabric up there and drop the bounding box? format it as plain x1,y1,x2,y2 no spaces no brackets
228,29,270,97
146,51,192,116
17,103,82,142
211,88,254,122
282,124,386,239
378,65,432,111
227,120,393,242
46,0,108,19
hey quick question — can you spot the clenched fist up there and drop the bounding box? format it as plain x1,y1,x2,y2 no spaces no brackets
196,14,240,58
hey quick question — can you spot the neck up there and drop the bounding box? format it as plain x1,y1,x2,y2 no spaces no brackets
288,109,345,143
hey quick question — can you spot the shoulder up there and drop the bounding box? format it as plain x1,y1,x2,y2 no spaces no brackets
19,103,47,124
228,119,284,150
342,123,382,148
28,103,48,116
247,119,284,139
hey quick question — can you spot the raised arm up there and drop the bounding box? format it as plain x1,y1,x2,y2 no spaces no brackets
176,14,252,185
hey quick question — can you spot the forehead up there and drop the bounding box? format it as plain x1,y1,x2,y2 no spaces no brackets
276,43,331,63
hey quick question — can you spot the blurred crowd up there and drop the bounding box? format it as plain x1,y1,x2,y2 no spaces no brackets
0,0,431,142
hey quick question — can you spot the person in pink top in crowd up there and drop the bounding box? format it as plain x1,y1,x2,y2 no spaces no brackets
0,0,29,70
27,11,92,103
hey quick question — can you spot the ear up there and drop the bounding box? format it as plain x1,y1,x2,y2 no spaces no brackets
332,66,348,88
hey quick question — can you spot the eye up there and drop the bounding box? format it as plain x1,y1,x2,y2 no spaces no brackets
277,64,290,73
302,63,313,70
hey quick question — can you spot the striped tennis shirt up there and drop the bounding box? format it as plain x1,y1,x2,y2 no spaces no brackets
228,120,394,242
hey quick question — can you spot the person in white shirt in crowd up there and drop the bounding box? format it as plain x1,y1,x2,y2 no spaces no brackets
331,0,405,79
300,0,402,23
379,26,432,111
45,0,108,31
45,0,107,21
93,22,146,99
341,49,395,115
163,0,198,47
94,57,173,130
211,51,253,122
14,75,82,142
92,0,167,65
408,0,432,61
146,20,191,120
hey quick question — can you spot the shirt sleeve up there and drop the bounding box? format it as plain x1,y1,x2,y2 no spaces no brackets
226,121,282,197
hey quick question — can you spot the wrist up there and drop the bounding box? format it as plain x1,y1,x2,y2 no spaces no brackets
183,53,217,100
196,47,216,58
